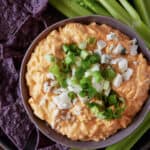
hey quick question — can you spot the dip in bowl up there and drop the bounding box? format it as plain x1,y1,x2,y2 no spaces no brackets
20,16,150,149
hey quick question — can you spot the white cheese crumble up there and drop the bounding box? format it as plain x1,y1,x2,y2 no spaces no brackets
43,82,50,93
78,95,89,103
113,43,124,54
130,45,138,56
53,88,66,94
113,73,123,88
131,38,137,45
118,58,128,72
48,102,56,110
110,58,121,65
46,73,55,80
53,92,72,109
73,106,81,115
101,54,111,64
122,68,133,81
106,32,118,41
97,40,107,50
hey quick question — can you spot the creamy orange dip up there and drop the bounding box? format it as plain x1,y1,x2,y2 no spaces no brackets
26,23,150,141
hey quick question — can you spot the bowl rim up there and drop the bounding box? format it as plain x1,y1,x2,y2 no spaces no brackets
19,15,150,149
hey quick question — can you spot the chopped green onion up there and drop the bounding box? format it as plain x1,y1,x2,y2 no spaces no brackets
88,53,100,64
108,94,117,105
79,90,87,97
45,54,55,62
80,50,89,59
103,80,110,90
64,52,75,65
93,71,104,82
102,67,116,81
78,41,87,49
62,44,70,53
68,91,77,101
87,37,96,44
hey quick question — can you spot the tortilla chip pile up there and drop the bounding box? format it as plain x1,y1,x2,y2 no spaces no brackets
0,0,68,149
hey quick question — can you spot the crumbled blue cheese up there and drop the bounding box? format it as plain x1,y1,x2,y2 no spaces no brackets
78,95,89,103
68,84,82,94
43,82,50,93
113,43,124,54
53,92,72,109
122,68,133,81
130,45,138,56
113,73,123,88
118,58,128,72
110,58,120,65
101,54,111,64
73,106,81,115
131,38,137,45
78,41,87,49
53,88,66,94
46,72,55,80
97,40,106,50
106,32,118,41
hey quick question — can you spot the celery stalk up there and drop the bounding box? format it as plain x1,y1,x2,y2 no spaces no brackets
134,0,150,27
82,0,111,16
106,112,150,150
97,0,132,25
119,0,141,21
49,0,93,17
49,0,79,17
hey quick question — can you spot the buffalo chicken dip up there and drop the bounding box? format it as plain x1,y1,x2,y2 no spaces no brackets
26,23,150,141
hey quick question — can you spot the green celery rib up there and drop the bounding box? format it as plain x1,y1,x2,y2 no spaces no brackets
82,0,111,16
134,0,150,27
64,0,93,16
106,112,150,150
49,0,78,17
97,0,132,25
119,0,141,21
49,0,93,18
134,21,150,48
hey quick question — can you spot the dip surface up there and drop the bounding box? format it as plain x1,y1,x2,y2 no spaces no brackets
26,23,150,141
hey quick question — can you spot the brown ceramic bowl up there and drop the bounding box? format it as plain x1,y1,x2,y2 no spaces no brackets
20,16,150,149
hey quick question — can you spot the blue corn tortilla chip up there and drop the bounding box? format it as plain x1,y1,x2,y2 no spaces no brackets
0,103,35,149
38,144,70,150
24,0,48,17
0,58,18,108
6,16,45,50
0,0,48,42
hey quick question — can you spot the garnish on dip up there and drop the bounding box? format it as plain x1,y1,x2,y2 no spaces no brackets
45,37,128,120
